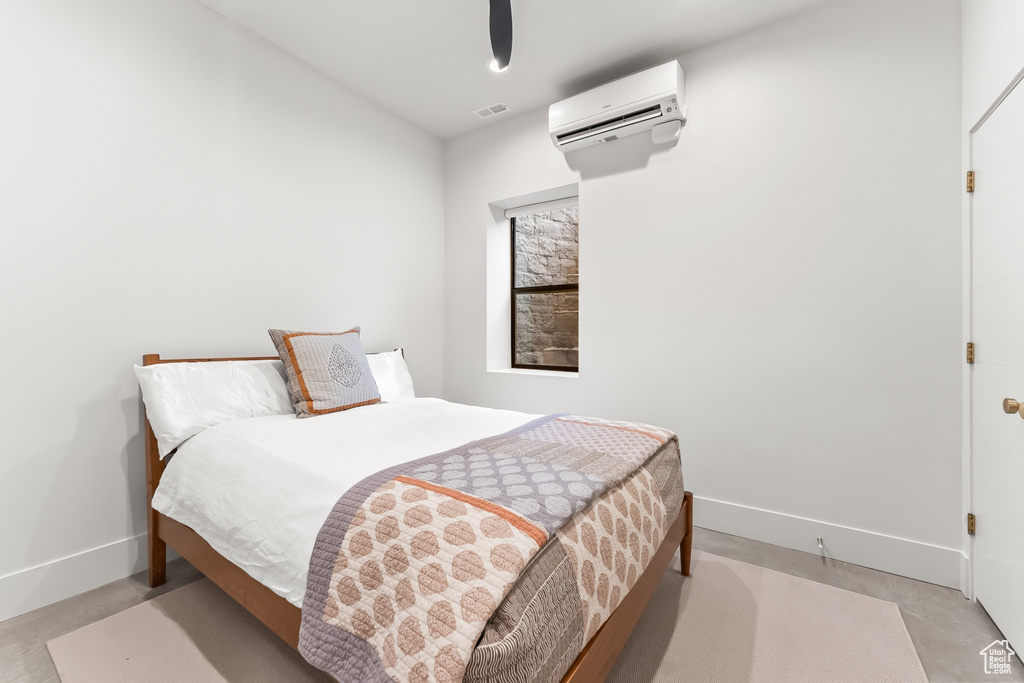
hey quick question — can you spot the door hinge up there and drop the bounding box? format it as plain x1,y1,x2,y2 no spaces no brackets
967,170,975,193
967,513,976,535
967,342,975,364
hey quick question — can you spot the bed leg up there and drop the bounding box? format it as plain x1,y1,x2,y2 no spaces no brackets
680,491,693,577
148,511,167,588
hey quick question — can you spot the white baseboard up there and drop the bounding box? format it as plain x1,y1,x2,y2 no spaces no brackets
0,534,179,623
694,496,961,589
960,549,972,599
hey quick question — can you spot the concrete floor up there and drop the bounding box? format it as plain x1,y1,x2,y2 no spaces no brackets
1,528,1019,682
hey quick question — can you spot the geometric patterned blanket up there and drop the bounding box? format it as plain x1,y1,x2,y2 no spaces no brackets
299,414,678,683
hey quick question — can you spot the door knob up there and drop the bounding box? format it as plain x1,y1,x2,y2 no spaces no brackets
1002,398,1024,419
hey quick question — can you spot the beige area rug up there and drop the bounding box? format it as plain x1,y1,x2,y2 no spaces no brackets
47,579,329,683
47,550,927,683
607,551,927,683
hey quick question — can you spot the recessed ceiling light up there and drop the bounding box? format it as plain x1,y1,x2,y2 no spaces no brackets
488,58,509,74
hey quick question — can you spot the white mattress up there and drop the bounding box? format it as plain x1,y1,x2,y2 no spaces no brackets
152,398,537,607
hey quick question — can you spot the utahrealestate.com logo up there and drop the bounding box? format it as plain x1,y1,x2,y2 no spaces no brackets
980,640,1016,675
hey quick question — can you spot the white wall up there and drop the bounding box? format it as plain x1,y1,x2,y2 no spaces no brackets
445,0,963,587
962,1,1024,128
0,0,444,621
960,0,1024,597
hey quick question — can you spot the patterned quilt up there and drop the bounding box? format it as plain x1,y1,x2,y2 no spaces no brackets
299,414,684,683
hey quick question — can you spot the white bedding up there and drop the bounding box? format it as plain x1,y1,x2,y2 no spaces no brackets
152,398,537,607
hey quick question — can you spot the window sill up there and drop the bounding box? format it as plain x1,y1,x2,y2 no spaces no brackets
489,368,579,378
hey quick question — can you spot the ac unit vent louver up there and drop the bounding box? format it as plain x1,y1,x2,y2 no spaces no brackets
555,104,664,147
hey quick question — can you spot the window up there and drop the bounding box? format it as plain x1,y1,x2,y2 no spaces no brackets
510,201,579,371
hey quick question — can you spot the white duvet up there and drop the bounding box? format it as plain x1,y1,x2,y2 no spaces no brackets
152,398,537,607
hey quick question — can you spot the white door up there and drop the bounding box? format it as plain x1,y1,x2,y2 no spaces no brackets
972,72,1024,651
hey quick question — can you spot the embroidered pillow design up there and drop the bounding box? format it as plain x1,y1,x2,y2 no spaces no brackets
328,344,363,387
268,328,380,418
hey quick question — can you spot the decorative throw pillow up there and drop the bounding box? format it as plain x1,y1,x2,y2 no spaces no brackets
268,327,381,418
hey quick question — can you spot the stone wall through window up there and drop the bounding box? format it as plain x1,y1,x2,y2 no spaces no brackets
512,205,579,370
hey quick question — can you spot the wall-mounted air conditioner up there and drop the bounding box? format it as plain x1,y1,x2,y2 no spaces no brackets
549,61,686,153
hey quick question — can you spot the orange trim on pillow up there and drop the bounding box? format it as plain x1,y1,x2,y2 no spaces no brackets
309,396,381,416
282,329,360,415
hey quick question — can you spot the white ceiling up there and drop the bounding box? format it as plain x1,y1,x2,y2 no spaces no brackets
197,0,833,140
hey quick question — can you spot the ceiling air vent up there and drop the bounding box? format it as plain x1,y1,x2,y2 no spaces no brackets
474,102,510,119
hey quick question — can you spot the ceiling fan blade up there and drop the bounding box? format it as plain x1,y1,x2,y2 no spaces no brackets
489,0,513,69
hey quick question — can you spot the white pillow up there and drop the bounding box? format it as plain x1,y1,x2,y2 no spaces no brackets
134,360,293,459
366,349,416,402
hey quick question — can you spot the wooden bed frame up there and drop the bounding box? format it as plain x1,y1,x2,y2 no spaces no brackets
143,353,693,683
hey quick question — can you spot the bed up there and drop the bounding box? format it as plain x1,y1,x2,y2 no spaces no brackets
141,352,692,683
